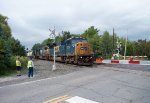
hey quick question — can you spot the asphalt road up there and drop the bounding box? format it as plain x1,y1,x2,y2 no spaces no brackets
0,65,150,103
104,63,150,71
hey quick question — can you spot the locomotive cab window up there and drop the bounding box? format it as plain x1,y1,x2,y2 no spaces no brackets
72,39,87,45
80,47,88,50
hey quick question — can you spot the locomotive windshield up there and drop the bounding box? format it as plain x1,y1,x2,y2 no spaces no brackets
64,38,87,46
72,39,87,45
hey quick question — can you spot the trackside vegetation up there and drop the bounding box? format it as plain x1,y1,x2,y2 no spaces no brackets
0,14,26,76
32,26,150,60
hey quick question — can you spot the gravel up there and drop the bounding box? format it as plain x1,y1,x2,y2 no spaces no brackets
1,59,149,87
0,59,97,87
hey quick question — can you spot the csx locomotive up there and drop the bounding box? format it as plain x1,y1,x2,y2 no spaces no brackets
34,37,94,65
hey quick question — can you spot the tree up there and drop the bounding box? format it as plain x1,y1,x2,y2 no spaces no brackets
81,26,100,51
0,14,11,39
133,39,150,59
146,41,150,59
8,37,26,56
101,31,112,58
82,26,99,38
61,31,71,42
0,14,12,70
32,43,42,51
126,41,134,56
42,38,53,45
0,39,6,71
0,14,26,75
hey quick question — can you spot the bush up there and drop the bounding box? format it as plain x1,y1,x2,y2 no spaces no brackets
10,56,16,70
11,56,28,69
19,56,28,69
0,63,7,76
0,56,28,76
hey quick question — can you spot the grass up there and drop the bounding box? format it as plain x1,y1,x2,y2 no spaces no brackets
0,56,28,77
0,68,16,77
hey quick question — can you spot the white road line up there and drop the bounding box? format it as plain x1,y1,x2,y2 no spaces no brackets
0,77,55,89
0,72,73,89
66,96,99,103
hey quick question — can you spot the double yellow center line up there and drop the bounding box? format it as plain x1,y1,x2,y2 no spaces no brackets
43,95,71,103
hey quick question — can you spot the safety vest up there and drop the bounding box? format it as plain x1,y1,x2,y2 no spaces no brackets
16,60,21,66
27,60,33,68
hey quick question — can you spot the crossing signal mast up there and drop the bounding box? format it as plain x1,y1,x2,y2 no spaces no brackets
49,27,56,71
116,39,122,60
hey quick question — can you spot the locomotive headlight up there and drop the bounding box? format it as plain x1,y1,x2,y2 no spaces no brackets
80,56,82,58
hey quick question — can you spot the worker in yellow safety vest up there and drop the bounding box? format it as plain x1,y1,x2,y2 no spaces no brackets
16,57,21,76
27,57,34,78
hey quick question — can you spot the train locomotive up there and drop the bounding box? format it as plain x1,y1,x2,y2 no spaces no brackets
34,37,94,65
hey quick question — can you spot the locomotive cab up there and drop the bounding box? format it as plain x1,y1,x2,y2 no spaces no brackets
75,42,93,65
62,37,94,65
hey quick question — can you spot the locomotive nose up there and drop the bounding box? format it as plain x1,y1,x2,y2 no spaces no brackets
80,43,88,54
76,42,91,55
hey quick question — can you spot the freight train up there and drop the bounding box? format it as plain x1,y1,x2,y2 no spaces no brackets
33,37,94,65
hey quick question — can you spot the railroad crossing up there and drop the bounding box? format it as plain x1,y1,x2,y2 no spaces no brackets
0,62,150,103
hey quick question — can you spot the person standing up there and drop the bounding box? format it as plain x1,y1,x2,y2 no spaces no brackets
16,57,21,76
27,57,34,78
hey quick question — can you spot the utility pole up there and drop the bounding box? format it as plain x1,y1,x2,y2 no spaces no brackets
113,28,115,54
124,34,128,60
49,27,56,71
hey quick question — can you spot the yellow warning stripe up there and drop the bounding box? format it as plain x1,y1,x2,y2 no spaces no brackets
43,95,71,103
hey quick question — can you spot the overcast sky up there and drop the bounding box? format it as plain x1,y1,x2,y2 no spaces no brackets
0,0,150,49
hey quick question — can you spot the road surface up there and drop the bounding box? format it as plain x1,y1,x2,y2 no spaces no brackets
0,65,150,103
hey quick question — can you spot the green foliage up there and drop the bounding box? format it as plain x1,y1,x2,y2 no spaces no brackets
82,26,99,38
81,26,102,59
42,38,53,45
132,39,150,59
10,56,16,70
32,43,43,55
61,31,72,42
70,34,81,38
0,14,26,76
10,56,28,70
126,41,134,56
0,14,11,39
0,66,15,76
9,37,26,56
4,40,12,67
0,18,12,75
32,43,42,53
81,26,100,49
146,41,150,59
101,31,112,56
81,26,150,59
19,56,28,69
0,56,28,76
